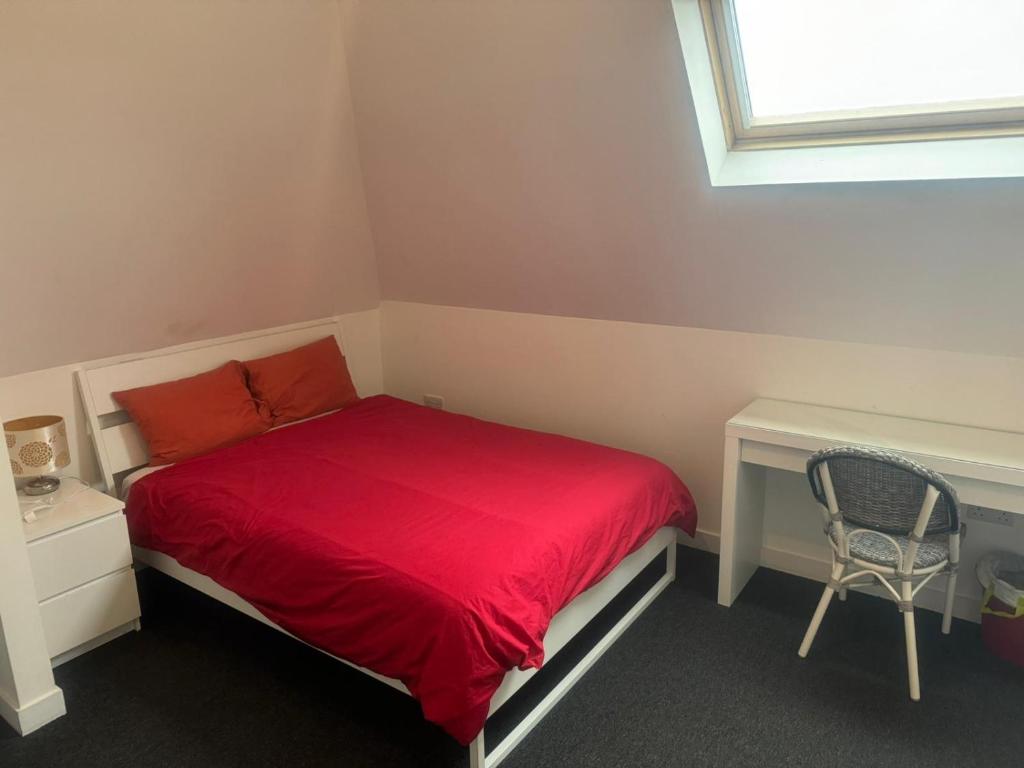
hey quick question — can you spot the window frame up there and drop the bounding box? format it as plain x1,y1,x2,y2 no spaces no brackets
701,0,1024,151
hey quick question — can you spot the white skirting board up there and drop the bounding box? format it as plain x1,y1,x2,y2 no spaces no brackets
0,685,66,737
677,528,983,624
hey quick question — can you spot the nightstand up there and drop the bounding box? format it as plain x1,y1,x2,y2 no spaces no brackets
21,482,141,666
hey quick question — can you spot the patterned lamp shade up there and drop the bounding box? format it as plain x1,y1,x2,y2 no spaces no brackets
4,415,71,479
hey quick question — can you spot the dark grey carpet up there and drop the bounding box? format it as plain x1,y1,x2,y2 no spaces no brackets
2,547,1021,767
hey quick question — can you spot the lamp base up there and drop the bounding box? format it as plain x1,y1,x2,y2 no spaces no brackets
23,476,61,496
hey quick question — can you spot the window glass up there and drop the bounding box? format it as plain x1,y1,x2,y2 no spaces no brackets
732,0,1024,119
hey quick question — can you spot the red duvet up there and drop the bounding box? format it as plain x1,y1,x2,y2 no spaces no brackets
127,395,697,743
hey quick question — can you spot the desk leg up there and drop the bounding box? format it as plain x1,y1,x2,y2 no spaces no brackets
718,436,766,606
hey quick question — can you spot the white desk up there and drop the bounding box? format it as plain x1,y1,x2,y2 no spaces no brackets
720,399,1024,606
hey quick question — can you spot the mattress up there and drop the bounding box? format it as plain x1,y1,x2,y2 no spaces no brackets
126,394,697,743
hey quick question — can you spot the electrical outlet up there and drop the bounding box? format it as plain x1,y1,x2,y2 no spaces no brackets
423,394,445,410
964,504,1015,527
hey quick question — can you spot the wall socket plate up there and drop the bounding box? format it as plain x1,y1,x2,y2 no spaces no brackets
963,504,1015,527
423,394,445,410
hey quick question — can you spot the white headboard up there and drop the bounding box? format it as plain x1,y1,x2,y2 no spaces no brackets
76,316,347,493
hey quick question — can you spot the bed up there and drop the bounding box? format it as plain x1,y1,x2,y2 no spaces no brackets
76,317,697,767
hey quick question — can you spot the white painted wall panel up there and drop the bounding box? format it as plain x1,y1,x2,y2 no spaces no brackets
0,308,383,487
381,301,1024,539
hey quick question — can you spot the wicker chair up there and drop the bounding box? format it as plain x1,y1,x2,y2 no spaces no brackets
798,445,963,700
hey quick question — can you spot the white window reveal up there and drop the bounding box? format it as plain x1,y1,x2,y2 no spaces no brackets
671,0,1024,185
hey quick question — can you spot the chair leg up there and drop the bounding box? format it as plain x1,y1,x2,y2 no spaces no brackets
838,585,848,602
799,564,843,658
901,581,921,701
942,570,957,635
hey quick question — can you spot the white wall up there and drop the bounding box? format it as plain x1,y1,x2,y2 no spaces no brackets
382,301,1024,617
0,279,65,734
0,306,380,736
0,308,383,488
346,0,1024,359
348,0,1024,615
1,0,1019,641
0,460,65,736
0,1,380,377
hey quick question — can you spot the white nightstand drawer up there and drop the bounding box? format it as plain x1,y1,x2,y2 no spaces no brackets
39,568,140,659
28,512,132,602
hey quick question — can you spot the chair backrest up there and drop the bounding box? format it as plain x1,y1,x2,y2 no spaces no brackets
806,445,960,535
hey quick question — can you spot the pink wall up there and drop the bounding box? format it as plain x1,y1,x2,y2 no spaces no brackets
0,1,380,377
3,1,1021,378
344,0,1024,359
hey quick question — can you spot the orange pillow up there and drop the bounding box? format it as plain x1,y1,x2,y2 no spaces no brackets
113,361,270,466
243,336,359,427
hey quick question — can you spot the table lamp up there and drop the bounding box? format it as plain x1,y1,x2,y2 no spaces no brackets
4,415,71,496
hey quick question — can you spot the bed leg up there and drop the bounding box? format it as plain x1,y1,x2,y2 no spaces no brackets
666,539,677,581
469,731,485,768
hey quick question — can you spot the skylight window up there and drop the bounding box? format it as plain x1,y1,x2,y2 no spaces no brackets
702,0,1024,148
734,0,1024,119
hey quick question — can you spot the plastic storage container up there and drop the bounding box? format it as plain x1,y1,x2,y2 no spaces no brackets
977,552,1024,668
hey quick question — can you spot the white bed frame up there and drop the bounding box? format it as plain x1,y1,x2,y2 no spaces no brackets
76,317,678,768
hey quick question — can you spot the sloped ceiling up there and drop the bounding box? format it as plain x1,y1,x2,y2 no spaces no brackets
2,0,1021,380
0,1,379,376
344,0,1024,359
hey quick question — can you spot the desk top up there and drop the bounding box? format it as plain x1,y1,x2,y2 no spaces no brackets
728,399,1024,478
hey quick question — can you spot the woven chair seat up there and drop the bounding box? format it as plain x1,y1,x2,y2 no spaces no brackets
828,524,949,570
